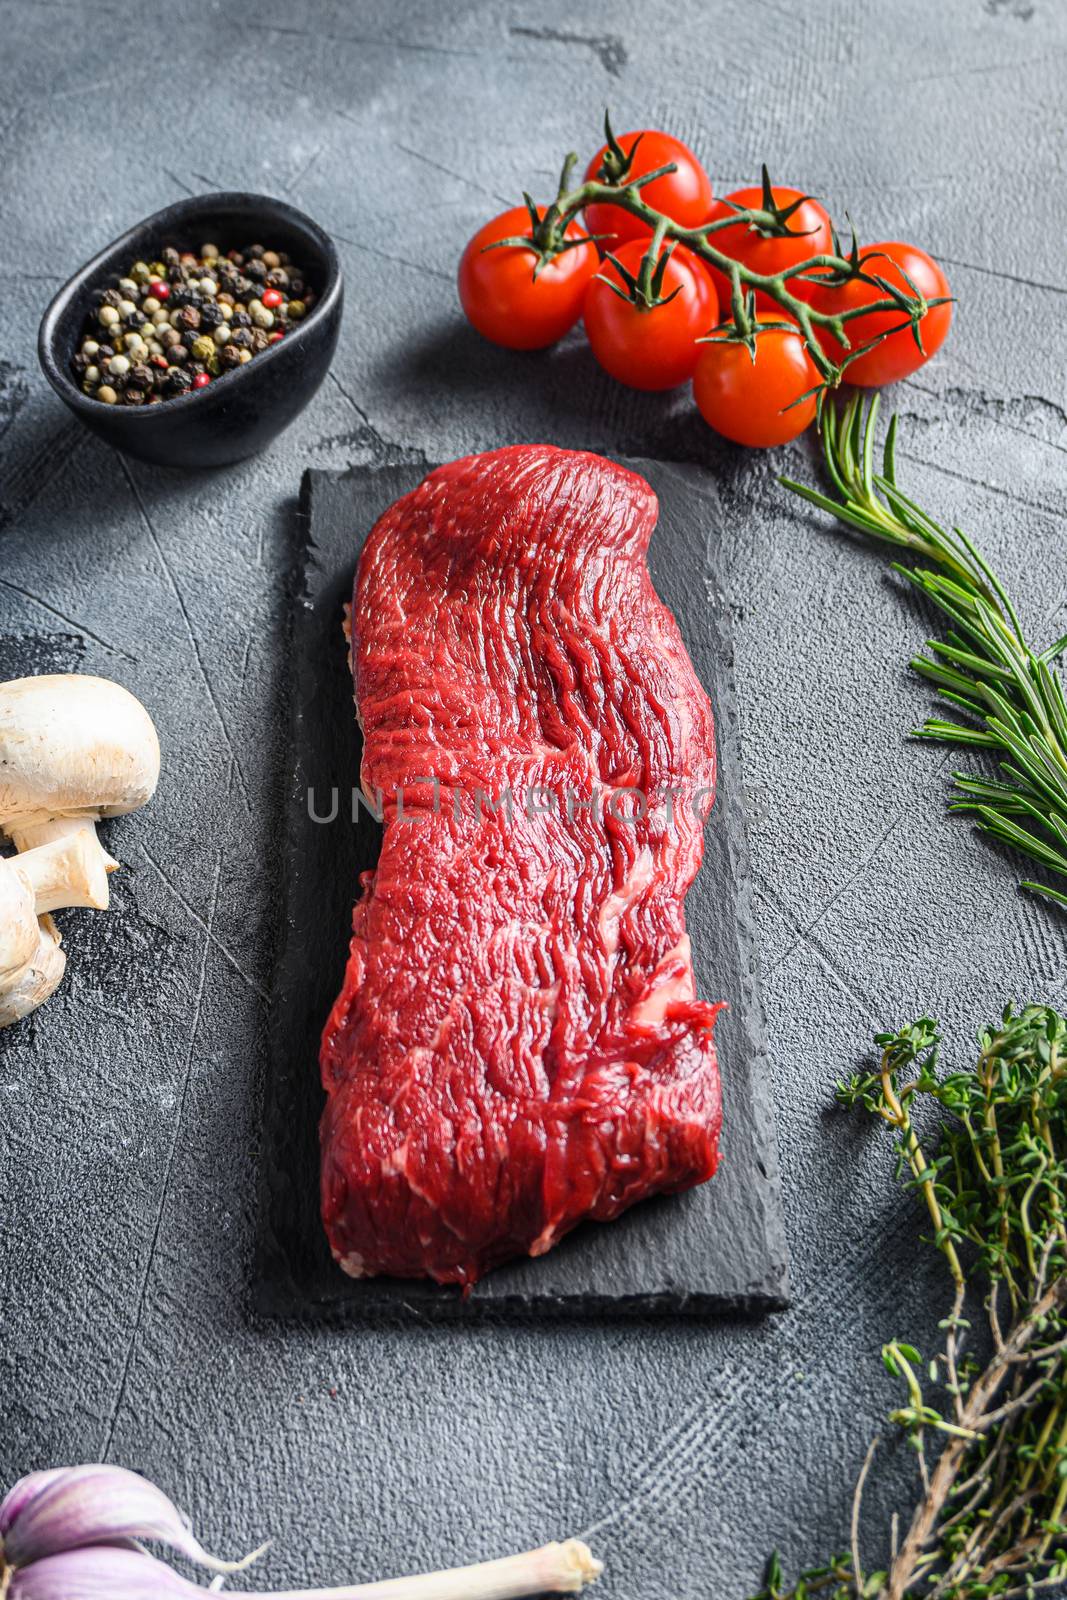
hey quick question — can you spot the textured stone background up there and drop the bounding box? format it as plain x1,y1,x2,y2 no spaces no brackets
1,0,1064,1594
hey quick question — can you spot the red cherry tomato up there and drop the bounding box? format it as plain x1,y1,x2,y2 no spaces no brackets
693,315,819,448
703,185,834,313
584,131,713,250
583,241,718,391
458,206,598,351
807,242,952,385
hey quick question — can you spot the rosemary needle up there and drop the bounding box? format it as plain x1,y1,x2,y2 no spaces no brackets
782,393,1067,909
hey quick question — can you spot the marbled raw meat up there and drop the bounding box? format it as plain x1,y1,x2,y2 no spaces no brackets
320,446,722,1286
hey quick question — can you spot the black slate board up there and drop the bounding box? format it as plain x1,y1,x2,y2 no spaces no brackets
254,459,789,1318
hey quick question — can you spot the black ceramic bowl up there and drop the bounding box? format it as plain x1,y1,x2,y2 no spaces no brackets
39,192,343,468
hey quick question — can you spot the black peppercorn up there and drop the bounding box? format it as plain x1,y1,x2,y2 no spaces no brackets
74,236,312,407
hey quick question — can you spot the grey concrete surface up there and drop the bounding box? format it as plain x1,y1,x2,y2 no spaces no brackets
1,1,1064,1595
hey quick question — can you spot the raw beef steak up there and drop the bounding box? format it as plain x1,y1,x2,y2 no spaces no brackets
320,446,723,1286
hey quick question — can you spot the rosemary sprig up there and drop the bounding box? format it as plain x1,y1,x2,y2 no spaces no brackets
782,393,1067,909
755,1005,1067,1600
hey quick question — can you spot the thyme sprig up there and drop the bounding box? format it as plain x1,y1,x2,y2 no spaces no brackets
504,116,949,387
756,1005,1067,1600
782,394,1067,909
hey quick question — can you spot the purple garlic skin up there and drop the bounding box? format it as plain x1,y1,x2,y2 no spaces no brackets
0,1465,252,1573
9,1545,204,1600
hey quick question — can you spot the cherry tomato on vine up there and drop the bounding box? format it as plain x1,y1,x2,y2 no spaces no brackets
693,316,819,448
583,130,713,250
807,241,952,386
458,206,599,350
583,242,718,391
703,183,834,313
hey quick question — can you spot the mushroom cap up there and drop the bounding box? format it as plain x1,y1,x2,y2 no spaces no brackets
0,857,39,979
0,675,160,831
0,913,66,1028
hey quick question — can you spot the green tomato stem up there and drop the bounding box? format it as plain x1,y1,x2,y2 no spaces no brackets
536,169,940,385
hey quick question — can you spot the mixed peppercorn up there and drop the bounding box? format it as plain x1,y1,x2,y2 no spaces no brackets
72,241,315,405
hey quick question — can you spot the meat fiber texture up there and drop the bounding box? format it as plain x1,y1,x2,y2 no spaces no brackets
320,446,723,1288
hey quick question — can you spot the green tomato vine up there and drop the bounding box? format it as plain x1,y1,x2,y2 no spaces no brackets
496,116,950,390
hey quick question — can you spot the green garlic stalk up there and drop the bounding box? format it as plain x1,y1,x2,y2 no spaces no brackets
0,1466,601,1600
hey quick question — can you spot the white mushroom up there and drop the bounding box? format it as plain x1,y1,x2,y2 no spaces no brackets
0,916,65,1028
0,674,160,872
0,855,68,1027
0,856,41,980
0,674,160,1027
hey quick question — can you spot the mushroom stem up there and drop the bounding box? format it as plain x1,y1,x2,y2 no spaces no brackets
7,815,120,873
10,831,111,913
